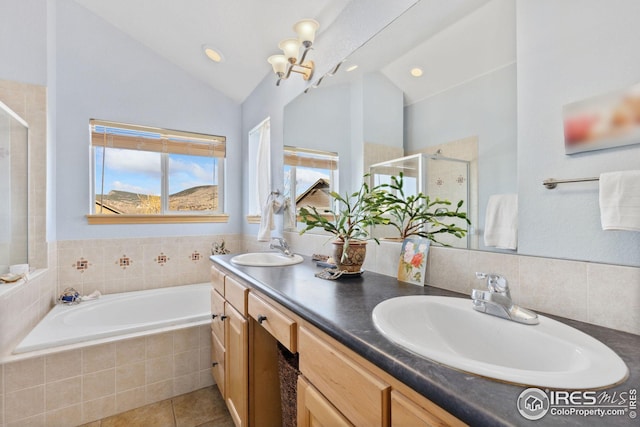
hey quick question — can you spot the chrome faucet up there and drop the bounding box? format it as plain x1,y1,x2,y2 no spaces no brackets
471,272,538,325
269,237,293,257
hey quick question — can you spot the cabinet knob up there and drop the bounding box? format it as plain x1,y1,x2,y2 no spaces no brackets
211,314,217,320
220,315,228,321
257,315,267,325
212,362,218,367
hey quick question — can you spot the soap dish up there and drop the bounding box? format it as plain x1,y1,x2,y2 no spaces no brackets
315,268,364,280
0,273,24,283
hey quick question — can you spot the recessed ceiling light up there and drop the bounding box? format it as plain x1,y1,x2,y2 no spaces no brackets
203,45,224,63
346,64,359,72
410,67,423,77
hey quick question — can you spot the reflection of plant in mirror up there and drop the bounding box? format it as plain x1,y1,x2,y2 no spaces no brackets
211,240,231,255
373,173,470,244
298,175,389,260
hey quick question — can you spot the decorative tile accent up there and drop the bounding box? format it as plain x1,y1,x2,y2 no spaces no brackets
117,255,132,269
436,178,444,186
189,251,201,262
456,175,466,185
154,253,169,266
73,257,90,272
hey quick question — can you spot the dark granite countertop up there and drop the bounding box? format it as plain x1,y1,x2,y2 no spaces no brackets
210,254,639,426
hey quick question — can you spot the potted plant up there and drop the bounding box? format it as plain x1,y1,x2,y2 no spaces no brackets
298,176,389,272
373,173,470,244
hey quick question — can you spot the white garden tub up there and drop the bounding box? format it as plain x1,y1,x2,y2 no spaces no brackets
13,283,211,354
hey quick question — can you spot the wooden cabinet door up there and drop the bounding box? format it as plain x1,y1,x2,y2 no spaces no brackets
298,376,353,427
226,303,248,427
391,390,465,427
211,331,225,398
299,327,390,427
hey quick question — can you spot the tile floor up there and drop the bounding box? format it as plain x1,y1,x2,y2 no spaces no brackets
79,386,233,427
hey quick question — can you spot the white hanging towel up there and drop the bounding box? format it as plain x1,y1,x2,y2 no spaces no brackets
258,193,276,242
484,194,518,250
599,170,640,232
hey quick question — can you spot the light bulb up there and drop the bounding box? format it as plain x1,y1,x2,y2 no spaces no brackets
268,55,288,76
279,38,301,63
294,19,319,47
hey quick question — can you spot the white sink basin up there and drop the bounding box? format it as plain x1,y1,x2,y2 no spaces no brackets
372,296,628,389
230,252,304,267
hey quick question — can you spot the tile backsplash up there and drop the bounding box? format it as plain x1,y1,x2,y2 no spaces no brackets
282,232,640,336
56,234,242,297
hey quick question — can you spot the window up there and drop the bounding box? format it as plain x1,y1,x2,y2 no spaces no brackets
88,119,227,224
284,146,338,214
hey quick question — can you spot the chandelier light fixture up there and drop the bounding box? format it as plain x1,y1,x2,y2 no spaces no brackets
267,19,319,86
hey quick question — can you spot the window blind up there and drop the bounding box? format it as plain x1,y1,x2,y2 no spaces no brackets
284,146,338,170
90,119,226,158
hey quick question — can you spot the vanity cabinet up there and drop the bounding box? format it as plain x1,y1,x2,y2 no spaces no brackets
211,264,464,427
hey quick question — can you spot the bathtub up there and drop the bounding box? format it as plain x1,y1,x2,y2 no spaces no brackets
13,283,211,354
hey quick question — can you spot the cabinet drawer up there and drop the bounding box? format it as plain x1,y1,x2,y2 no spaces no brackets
211,289,225,342
225,275,249,316
299,327,391,427
248,293,297,352
211,331,225,397
211,265,225,296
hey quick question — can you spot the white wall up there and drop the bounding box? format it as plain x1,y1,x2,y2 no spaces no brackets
284,83,352,193
54,0,243,240
0,0,47,86
517,0,640,266
362,72,404,148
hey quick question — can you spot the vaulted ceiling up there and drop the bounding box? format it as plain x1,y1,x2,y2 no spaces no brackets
73,0,351,103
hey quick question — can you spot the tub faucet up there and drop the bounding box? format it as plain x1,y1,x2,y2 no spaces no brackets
471,272,538,325
270,237,293,257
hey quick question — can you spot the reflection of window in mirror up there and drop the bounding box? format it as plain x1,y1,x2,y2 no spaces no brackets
89,119,227,224
247,118,270,223
284,146,338,222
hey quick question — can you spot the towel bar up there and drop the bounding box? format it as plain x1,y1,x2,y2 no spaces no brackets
542,177,599,189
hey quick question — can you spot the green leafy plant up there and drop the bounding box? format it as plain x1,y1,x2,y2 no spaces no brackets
298,175,390,260
373,172,470,244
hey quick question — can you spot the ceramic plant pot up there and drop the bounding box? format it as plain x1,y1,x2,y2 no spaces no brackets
332,240,367,273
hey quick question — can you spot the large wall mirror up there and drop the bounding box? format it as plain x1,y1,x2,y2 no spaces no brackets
0,100,29,275
284,0,516,253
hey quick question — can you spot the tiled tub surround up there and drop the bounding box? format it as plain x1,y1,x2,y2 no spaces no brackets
0,243,58,359
56,235,242,297
0,234,241,427
0,326,214,426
